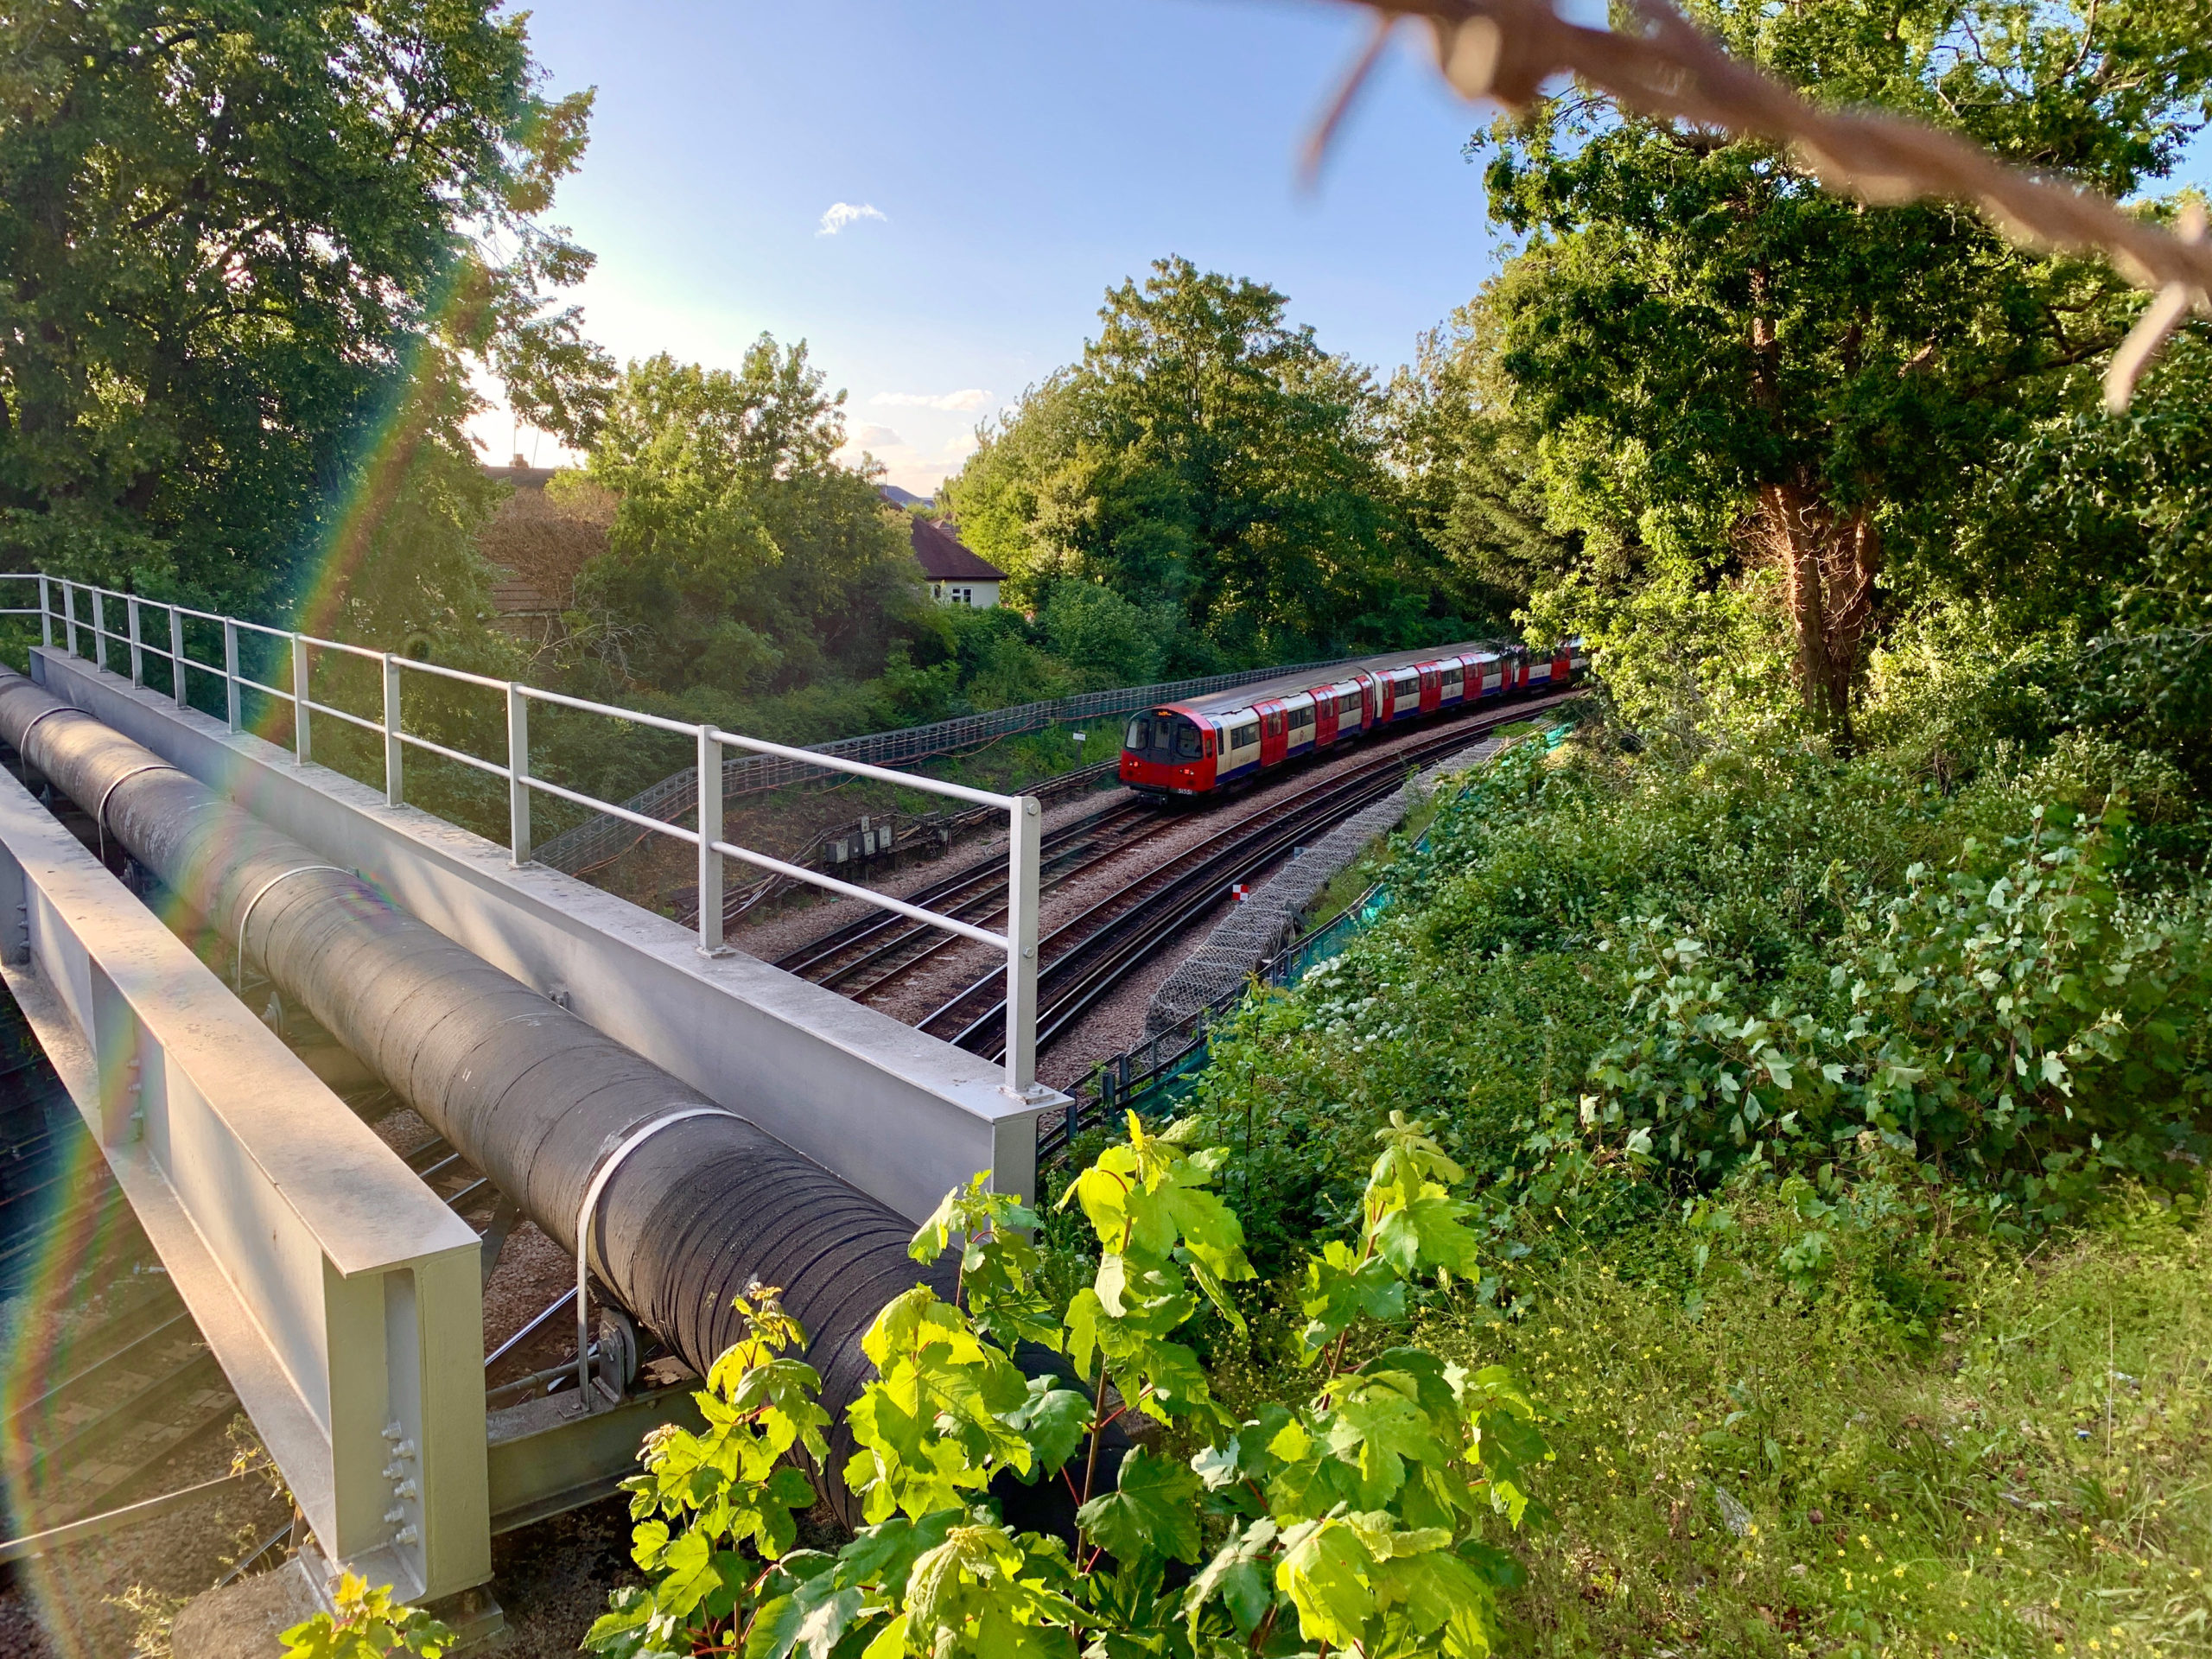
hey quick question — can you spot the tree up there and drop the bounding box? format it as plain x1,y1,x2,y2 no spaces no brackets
0,0,610,619
1473,0,2212,740
946,257,1453,669
576,343,925,702
1389,302,1577,616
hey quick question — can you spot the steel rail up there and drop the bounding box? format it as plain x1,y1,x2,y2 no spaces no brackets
772,798,1153,985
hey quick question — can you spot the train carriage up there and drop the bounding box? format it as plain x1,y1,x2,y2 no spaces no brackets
1120,639,1583,798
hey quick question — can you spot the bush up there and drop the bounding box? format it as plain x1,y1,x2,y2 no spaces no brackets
586,1116,1551,1657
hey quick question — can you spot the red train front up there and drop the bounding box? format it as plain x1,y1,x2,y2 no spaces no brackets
1119,707,1217,795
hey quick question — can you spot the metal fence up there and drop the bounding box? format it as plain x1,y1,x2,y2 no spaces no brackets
530,654,1358,874
1039,880,1390,1160
2,575,1054,1094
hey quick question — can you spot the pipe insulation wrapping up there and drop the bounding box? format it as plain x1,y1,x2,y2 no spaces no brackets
0,667,950,1515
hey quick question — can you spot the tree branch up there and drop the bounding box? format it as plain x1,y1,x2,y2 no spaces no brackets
1316,0,2212,406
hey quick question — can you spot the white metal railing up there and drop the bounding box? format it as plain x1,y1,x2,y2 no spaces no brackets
0,575,1046,1092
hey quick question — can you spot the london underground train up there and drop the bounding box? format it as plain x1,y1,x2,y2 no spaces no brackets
1119,639,1586,798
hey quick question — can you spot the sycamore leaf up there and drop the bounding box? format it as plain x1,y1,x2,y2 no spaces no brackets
1075,1445,1204,1564
1185,1518,1280,1640
1276,1517,1375,1649
1007,1377,1091,1476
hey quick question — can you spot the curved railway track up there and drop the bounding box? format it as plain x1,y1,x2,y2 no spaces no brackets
914,690,1584,1063
770,797,1158,997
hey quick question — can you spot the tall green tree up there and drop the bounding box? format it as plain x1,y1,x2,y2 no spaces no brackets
1474,0,2212,740
0,0,610,620
575,342,924,702
946,257,1462,668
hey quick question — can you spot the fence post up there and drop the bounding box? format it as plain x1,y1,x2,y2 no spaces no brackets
91,589,107,672
169,607,187,708
61,583,77,658
696,726,728,956
36,575,50,650
127,596,143,686
381,654,403,806
291,634,311,765
1003,796,1042,1094
505,683,530,866
222,619,241,732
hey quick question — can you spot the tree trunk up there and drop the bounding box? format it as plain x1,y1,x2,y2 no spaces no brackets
1758,480,1879,747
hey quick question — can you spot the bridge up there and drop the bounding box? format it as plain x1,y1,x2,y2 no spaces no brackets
0,575,1070,1647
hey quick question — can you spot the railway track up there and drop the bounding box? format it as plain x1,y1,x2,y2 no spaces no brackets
918,690,1584,1063
771,796,1159,998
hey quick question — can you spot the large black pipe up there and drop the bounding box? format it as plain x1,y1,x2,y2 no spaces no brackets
0,667,950,1516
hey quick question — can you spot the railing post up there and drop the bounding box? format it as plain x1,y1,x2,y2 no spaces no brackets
291,634,311,765
36,575,50,650
169,607,187,707
60,582,77,657
1003,796,1041,1093
91,589,107,672
696,726,726,956
381,654,403,806
127,596,143,686
222,618,241,732
505,683,530,866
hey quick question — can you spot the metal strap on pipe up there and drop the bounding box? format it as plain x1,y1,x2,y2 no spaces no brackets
575,1105,737,1407
14,704,76,756
92,762,184,865
233,865,350,992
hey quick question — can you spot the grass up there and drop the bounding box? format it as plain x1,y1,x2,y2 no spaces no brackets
1428,1188,2212,1658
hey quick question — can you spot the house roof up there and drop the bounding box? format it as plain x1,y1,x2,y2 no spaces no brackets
909,517,1007,582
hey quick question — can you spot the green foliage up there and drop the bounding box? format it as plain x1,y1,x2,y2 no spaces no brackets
574,345,923,701
1192,685,2212,1290
1471,0,2212,730
279,1573,453,1659
0,0,608,615
590,1116,1551,1657
945,257,1481,668
1561,810,2212,1228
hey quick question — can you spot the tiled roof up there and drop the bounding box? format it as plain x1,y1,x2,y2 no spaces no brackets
909,517,1007,582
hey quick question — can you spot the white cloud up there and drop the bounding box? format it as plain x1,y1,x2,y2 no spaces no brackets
851,424,903,448
870,388,992,412
817,201,887,236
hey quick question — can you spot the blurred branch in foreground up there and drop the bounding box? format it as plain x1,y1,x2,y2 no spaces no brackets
1313,0,2210,410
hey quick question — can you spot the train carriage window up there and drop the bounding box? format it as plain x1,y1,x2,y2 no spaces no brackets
1125,715,1152,751
1338,690,1360,716
1289,702,1314,729
1173,721,1204,759
1229,721,1259,750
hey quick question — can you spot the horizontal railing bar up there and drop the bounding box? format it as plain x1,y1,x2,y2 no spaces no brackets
303,699,385,737
514,683,700,735
709,837,1012,950
297,636,386,664
393,658,509,692
395,729,510,779
712,729,1018,809
524,775,699,843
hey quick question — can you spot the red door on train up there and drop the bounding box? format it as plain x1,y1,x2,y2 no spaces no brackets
1255,700,1289,766
1312,689,1338,747
1419,665,1441,714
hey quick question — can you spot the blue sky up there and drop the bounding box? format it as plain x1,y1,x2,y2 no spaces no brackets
484,2,2212,493
482,1,1527,490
